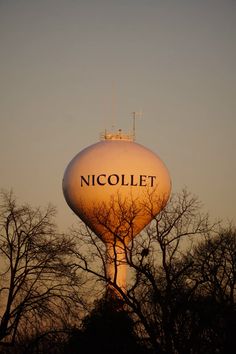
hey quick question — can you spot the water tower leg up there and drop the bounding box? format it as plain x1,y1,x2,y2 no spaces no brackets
106,242,127,295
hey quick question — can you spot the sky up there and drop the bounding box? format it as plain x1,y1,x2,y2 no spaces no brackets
0,0,235,231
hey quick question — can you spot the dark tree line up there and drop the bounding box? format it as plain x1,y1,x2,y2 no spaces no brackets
0,190,235,354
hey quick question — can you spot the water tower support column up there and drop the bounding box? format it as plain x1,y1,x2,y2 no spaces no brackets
106,241,127,294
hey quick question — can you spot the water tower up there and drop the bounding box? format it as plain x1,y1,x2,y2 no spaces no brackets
63,128,171,293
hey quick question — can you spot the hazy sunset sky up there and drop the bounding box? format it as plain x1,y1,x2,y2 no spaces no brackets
0,0,235,230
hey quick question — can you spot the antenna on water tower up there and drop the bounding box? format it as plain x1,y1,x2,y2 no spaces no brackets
111,81,117,132
132,110,143,141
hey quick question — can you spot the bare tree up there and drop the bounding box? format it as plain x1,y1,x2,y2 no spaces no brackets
69,189,217,353
178,226,236,353
188,226,236,304
0,191,84,349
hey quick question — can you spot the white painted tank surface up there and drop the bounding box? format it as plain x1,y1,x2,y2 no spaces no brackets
63,131,171,291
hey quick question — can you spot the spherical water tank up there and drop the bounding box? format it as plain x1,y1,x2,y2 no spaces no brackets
63,132,171,240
